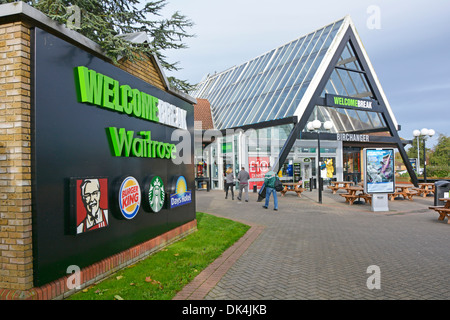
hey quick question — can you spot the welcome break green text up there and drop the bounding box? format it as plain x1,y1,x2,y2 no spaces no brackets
75,66,159,122
74,66,187,130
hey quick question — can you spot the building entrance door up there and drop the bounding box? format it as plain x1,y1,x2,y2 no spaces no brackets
343,147,361,184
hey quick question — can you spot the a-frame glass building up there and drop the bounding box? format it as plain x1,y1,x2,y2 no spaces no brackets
193,15,417,191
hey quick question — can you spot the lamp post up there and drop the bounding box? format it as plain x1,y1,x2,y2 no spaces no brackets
413,128,435,183
307,120,333,204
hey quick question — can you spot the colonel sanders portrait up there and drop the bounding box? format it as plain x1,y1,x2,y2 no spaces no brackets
76,178,108,234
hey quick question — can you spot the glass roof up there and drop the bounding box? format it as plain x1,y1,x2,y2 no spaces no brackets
192,18,345,130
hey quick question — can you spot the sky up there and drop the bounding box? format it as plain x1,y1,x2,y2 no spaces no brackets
160,0,450,149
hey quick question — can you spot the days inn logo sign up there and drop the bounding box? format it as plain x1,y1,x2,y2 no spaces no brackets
170,176,192,209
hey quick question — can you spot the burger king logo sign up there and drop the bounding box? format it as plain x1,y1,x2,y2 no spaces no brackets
118,176,141,219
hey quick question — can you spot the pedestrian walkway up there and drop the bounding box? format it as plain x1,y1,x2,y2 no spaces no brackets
174,187,449,300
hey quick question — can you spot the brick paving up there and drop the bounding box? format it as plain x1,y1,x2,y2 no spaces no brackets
174,187,449,300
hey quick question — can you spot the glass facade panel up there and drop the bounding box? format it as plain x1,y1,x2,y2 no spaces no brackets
193,18,345,130
203,122,340,190
304,105,388,134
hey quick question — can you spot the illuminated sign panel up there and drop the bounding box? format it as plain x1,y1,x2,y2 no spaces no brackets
363,148,395,194
106,127,176,159
170,176,192,209
325,94,379,111
118,176,142,220
75,66,188,130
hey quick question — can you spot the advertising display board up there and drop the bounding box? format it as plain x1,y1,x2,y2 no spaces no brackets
249,156,270,189
32,28,195,286
363,148,395,194
409,158,417,172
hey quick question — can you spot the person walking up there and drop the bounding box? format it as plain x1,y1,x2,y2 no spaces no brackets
237,166,250,202
262,167,278,211
224,167,235,200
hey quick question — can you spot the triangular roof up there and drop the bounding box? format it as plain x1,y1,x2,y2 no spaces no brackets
193,16,398,132
295,15,398,132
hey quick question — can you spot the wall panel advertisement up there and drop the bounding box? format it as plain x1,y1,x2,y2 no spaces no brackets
363,148,395,194
32,28,195,286
249,156,270,189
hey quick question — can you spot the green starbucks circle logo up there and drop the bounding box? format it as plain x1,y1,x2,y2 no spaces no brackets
148,176,165,212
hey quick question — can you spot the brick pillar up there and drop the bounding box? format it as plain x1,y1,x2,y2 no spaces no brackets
0,22,33,291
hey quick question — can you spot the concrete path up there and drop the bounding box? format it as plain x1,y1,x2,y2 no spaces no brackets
174,187,449,300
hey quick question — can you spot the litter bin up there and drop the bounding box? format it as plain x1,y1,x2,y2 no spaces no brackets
434,180,450,206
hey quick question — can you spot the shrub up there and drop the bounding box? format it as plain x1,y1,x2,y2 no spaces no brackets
426,166,450,178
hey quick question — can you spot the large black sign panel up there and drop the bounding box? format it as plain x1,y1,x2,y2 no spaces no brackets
31,28,195,286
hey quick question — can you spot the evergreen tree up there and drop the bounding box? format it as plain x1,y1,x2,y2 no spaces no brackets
0,0,195,92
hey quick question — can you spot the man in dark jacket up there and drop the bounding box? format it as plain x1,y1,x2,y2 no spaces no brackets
237,167,250,202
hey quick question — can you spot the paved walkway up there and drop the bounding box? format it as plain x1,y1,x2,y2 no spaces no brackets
174,187,449,300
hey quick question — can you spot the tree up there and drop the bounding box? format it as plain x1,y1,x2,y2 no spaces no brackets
0,0,195,92
429,133,450,166
407,135,430,164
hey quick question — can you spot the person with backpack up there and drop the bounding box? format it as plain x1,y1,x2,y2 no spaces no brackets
262,167,278,211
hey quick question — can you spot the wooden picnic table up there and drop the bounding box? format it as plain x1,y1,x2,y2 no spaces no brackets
388,184,417,201
339,186,372,205
327,181,354,194
280,182,305,197
428,198,450,224
413,183,435,197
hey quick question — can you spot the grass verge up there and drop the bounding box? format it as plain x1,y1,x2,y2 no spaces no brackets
67,212,250,300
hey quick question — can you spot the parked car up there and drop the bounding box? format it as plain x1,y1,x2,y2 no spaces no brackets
397,168,423,175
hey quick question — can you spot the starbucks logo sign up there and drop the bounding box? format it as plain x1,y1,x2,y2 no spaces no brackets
148,176,165,212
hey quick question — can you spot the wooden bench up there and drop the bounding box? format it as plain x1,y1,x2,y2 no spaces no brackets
340,194,359,205
359,194,372,204
413,183,435,197
339,193,371,205
388,192,401,201
389,190,418,201
412,188,432,197
280,183,304,198
428,207,450,223
327,185,340,194
328,181,354,194
404,190,418,200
